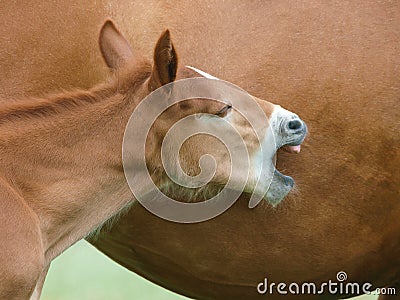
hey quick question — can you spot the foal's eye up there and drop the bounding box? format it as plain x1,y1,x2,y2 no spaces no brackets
215,104,232,117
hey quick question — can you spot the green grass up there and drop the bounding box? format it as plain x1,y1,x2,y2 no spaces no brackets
41,240,190,300
42,241,379,300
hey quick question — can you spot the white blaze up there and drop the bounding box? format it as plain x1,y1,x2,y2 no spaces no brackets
186,66,220,80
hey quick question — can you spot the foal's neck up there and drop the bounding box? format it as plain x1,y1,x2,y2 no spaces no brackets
0,82,145,263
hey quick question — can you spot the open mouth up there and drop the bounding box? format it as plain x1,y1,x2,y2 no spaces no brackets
263,132,307,205
274,140,304,184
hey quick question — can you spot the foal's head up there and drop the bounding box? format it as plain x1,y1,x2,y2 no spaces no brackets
99,20,307,211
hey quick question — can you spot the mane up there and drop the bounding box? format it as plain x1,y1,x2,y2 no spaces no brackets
0,60,152,125
0,86,115,125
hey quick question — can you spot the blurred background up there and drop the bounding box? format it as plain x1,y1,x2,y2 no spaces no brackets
42,241,379,300
41,240,189,300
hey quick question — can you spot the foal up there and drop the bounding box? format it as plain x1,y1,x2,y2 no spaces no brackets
0,20,306,299
0,21,175,299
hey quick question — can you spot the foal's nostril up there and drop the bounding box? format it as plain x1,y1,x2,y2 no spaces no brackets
288,120,302,131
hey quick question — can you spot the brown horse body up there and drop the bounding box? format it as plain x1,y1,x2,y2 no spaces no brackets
1,1,399,300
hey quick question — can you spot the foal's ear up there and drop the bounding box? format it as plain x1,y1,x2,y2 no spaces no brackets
148,30,178,92
99,20,134,70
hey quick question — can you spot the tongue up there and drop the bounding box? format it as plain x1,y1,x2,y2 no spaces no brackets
282,145,301,154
